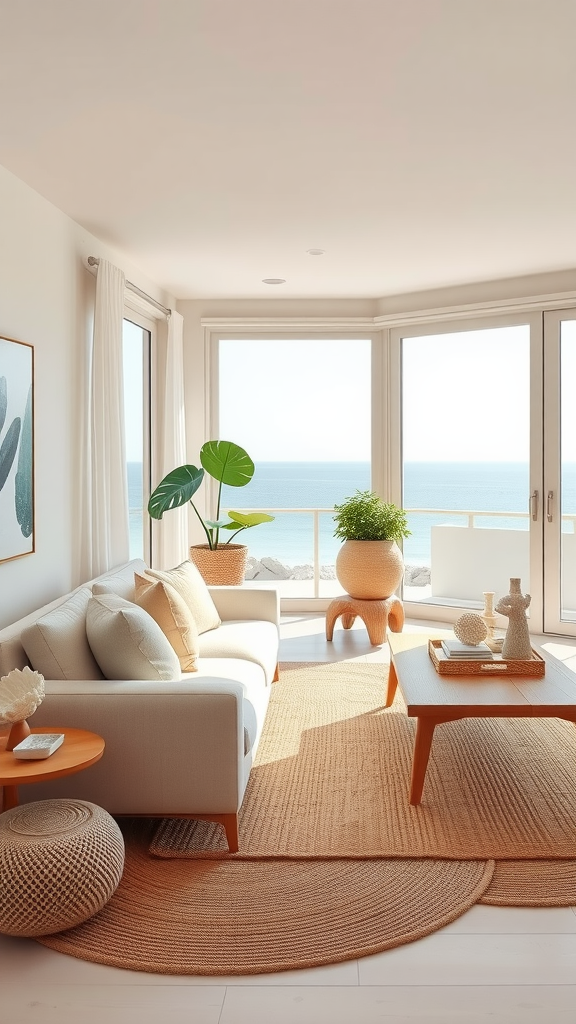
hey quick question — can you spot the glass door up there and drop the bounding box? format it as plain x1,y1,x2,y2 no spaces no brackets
543,310,576,635
391,315,543,626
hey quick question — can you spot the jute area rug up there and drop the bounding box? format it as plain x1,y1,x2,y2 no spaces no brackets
151,661,576,863
37,662,576,974
38,819,493,975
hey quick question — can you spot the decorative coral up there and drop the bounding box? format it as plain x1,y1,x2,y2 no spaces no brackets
0,666,45,724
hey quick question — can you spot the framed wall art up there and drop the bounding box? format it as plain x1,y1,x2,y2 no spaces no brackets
0,336,34,563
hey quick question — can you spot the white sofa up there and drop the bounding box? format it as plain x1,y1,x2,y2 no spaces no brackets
0,559,280,852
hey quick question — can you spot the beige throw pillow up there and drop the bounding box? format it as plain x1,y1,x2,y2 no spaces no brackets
86,593,181,681
144,560,221,635
134,573,199,672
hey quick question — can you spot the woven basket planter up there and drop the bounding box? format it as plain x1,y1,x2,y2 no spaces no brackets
189,543,248,586
335,539,404,600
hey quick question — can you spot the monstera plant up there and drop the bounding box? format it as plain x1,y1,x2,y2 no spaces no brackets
148,440,274,584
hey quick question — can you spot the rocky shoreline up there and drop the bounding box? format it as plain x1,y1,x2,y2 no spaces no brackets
245,556,431,586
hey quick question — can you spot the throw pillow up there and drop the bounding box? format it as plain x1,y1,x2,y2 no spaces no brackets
144,560,221,635
21,588,104,680
134,573,199,672
86,592,181,681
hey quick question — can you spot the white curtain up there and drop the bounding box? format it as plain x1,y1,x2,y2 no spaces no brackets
83,259,130,578
154,309,188,568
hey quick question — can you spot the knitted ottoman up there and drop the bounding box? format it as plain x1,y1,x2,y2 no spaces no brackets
0,798,125,937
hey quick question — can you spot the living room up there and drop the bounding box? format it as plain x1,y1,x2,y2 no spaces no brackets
1,1,576,1021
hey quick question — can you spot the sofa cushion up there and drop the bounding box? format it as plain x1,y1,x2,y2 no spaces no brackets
133,573,199,673
20,588,104,681
144,560,221,635
197,620,279,685
86,593,181,682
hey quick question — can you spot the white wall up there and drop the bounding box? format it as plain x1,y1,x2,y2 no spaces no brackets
0,164,174,628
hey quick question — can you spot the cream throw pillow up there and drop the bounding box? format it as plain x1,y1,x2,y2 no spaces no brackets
86,593,181,681
134,573,199,672
144,560,221,635
21,588,103,680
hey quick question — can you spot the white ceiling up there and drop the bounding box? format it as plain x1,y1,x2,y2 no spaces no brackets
1,0,576,300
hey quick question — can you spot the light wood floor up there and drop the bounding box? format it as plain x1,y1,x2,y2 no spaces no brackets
1,616,576,1023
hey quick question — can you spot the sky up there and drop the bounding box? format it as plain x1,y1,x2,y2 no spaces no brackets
219,325,576,463
122,321,576,465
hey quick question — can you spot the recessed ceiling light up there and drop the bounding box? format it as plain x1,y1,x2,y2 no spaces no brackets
306,249,325,255
262,278,286,285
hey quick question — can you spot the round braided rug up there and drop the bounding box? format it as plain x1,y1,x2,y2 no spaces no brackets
482,859,576,906
38,820,494,975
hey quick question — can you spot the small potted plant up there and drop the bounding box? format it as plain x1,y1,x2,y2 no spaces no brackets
148,440,274,584
333,489,410,599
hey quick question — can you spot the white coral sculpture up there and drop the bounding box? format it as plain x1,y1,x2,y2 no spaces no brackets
0,666,45,723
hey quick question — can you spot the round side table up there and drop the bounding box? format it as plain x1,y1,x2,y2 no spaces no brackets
0,727,105,812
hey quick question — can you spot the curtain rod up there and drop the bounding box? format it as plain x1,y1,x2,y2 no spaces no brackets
87,256,171,318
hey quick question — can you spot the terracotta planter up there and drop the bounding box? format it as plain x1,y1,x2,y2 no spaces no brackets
189,543,248,586
335,540,404,600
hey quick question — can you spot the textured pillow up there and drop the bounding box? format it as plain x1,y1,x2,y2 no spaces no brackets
86,593,181,681
21,588,103,680
144,560,221,635
134,573,199,672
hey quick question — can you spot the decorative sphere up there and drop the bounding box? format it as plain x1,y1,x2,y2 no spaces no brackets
454,613,488,646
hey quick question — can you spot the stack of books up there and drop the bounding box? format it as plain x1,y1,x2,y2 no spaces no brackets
441,639,494,660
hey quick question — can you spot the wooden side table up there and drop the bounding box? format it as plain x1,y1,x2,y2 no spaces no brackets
326,594,404,646
0,726,105,812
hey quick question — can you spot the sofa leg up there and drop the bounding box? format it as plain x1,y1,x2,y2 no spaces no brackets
218,813,239,853
273,662,280,682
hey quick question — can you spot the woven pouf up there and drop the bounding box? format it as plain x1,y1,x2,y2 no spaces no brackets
0,799,125,937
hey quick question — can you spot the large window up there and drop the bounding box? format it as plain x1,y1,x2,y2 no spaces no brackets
122,317,151,561
399,324,531,609
217,337,372,597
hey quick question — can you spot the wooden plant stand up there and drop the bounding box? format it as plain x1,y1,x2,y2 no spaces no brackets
325,594,404,646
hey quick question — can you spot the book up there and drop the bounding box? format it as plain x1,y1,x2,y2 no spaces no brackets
441,640,493,660
12,733,65,759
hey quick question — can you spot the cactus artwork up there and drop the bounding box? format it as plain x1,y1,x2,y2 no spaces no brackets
15,385,33,538
0,376,21,493
0,337,34,563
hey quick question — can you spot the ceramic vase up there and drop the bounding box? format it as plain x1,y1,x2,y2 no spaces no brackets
495,578,532,660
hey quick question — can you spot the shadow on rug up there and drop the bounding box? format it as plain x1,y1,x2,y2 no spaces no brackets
150,662,576,863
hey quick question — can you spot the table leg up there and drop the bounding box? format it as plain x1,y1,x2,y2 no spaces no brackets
385,660,398,708
1,785,19,812
409,716,437,805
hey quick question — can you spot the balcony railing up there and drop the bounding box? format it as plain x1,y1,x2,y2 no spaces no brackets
222,505,576,601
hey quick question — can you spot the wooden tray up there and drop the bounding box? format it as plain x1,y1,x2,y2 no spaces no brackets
428,639,546,677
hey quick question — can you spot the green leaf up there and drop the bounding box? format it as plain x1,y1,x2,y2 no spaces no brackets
200,440,254,487
0,417,21,492
205,518,230,529
227,510,275,527
148,465,204,520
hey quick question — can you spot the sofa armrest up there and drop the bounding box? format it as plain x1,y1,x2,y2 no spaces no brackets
28,677,250,815
208,586,280,626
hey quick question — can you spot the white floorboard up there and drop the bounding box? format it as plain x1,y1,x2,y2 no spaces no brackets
1,614,575,1023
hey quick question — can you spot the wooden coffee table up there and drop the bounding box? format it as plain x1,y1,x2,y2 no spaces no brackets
387,633,576,805
0,726,105,812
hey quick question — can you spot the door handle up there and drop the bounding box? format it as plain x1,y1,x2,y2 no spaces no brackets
547,490,554,522
530,490,539,521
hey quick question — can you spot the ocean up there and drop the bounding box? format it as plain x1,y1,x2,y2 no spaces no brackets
129,462,576,567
